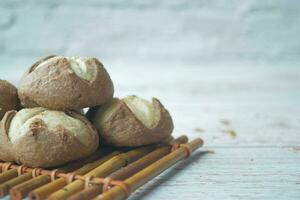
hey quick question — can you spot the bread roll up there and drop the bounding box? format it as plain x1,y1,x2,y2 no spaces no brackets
18,56,114,110
88,95,174,147
0,80,20,120
0,108,99,167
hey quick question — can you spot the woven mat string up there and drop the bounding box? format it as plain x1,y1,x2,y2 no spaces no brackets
2,162,13,172
17,165,27,176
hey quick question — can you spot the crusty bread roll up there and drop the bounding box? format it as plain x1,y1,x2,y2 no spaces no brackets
87,95,174,147
0,80,20,120
0,108,99,167
18,56,114,110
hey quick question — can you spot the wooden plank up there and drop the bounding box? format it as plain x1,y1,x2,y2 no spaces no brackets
170,101,300,146
130,147,300,200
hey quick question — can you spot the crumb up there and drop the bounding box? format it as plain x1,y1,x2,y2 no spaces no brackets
193,127,205,133
222,128,237,138
220,119,237,138
220,119,230,125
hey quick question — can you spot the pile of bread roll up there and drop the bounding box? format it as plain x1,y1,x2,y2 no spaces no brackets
0,56,174,168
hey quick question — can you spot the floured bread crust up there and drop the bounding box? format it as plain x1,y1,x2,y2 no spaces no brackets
18,56,114,110
0,108,99,167
87,96,174,147
0,80,20,120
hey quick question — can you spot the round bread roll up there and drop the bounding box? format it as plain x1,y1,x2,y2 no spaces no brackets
18,56,114,110
0,107,99,167
0,80,20,120
87,95,174,147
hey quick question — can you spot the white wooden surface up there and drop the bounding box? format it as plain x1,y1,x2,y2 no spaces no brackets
118,64,300,200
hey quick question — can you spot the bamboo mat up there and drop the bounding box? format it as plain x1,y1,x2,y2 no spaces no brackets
0,136,203,200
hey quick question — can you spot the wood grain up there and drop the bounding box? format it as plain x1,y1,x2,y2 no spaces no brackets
130,147,300,200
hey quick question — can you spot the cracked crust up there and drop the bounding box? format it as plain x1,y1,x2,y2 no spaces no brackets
0,80,20,120
0,111,16,162
87,97,174,147
18,56,114,110
0,110,99,167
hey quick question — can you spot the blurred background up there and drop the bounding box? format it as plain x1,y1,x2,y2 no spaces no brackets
1,1,300,69
0,0,299,146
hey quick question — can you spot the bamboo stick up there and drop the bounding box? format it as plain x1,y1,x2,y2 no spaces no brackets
5,164,79,198
10,175,50,200
28,151,121,200
48,145,156,200
0,173,32,197
110,135,188,180
0,147,110,196
95,138,203,200
68,136,189,200
0,169,18,184
9,149,113,200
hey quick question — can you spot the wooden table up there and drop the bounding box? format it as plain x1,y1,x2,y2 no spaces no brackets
2,64,300,199
113,64,299,200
